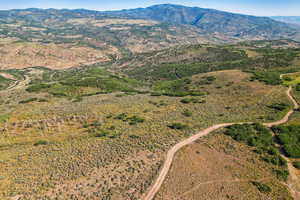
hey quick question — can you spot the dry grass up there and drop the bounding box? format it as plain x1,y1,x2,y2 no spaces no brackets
0,70,293,199
155,133,292,200
0,42,119,70
67,18,159,27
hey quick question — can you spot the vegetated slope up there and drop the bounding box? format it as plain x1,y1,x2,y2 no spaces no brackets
0,8,211,70
105,4,300,41
0,5,299,69
114,40,300,81
0,69,292,199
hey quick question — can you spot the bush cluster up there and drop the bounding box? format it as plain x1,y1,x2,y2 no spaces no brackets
272,125,300,158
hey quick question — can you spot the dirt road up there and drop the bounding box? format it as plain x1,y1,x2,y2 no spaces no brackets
5,75,30,91
143,84,299,200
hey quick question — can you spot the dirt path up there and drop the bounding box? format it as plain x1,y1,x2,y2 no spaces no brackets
284,156,300,199
143,81,299,200
5,75,30,91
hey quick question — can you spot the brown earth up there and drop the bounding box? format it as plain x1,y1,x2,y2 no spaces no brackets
0,42,119,70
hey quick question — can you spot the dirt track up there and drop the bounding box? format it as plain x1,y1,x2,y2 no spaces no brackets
143,83,299,200
5,75,30,91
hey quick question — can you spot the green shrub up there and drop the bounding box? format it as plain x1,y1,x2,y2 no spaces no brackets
251,71,282,85
129,135,140,139
19,98,48,104
293,161,300,169
34,140,49,146
182,110,193,117
49,91,67,97
261,155,287,166
127,116,145,125
272,125,300,158
168,123,188,130
273,169,289,181
296,84,300,91
38,98,48,102
94,130,109,138
114,113,128,121
19,98,38,104
251,181,272,193
150,92,162,96
268,103,289,111
26,83,51,92
180,98,205,104
283,144,300,158
225,123,273,147
114,113,144,125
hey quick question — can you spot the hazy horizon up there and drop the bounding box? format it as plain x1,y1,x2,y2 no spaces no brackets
0,0,299,17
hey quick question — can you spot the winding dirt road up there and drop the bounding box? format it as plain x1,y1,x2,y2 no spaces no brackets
5,75,30,91
143,83,299,200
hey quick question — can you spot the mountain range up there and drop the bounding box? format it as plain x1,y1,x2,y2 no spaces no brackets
0,4,299,69
271,16,300,25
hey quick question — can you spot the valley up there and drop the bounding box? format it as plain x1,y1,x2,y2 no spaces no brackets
0,3,300,200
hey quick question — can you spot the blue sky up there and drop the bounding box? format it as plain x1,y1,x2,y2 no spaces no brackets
0,0,299,16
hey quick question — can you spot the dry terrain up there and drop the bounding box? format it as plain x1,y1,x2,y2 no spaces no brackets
155,133,292,200
0,70,293,199
0,40,118,69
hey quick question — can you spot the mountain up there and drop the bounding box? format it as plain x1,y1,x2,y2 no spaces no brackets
105,4,300,40
0,4,299,69
271,16,300,25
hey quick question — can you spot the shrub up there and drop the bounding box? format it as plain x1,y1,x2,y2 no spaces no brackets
251,71,282,85
150,92,162,96
180,98,205,104
38,98,48,102
168,123,188,130
127,116,145,125
225,124,273,147
293,161,300,169
26,83,51,92
129,135,140,139
49,91,67,97
114,113,128,121
296,84,300,91
283,144,300,158
267,147,279,155
94,130,109,138
262,155,287,166
34,140,49,146
182,110,193,117
272,125,300,158
19,98,38,104
251,181,272,193
268,103,289,111
273,169,289,181
19,98,48,104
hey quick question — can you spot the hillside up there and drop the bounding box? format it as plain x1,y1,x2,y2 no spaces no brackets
0,4,300,199
0,5,299,69
106,4,300,41
271,16,300,25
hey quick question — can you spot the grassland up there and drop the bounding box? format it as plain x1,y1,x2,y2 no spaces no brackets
155,132,292,200
0,69,293,199
155,72,300,200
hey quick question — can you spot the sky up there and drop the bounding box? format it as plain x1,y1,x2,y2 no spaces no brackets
0,0,299,16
